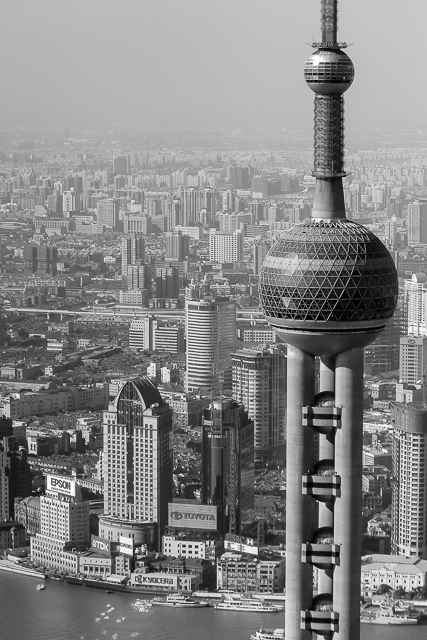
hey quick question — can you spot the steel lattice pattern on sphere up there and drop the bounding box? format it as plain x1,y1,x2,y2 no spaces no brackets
259,218,398,324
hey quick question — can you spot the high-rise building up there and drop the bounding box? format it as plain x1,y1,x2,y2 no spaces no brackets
405,272,427,336
97,198,119,230
155,267,180,299
129,318,152,351
123,213,151,235
62,189,77,214
24,244,58,276
113,155,129,175
199,188,216,226
185,290,237,392
129,318,185,354
209,229,243,264
126,264,151,294
182,187,198,225
391,403,427,559
258,3,398,639
165,199,181,230
121,234,145,276
0,417,31,519
39,476,89,545
30,474,90,570
201,398,254,535
399,335,427,385
102,378,173,548
253,238,270,277
165,230,189,262
408,199,427,246
232,347,286,463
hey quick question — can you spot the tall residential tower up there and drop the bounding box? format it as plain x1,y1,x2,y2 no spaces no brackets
185,286,236,392
259,2,398,639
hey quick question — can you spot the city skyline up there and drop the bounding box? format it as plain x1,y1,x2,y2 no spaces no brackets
1,0,426,132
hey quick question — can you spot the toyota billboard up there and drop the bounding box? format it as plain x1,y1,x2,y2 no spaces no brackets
168,503,217,530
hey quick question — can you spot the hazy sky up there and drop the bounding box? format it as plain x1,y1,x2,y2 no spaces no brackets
2,0,426,131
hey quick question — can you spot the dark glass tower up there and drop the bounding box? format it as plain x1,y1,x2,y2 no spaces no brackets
201,399,254,536
259,2,398,639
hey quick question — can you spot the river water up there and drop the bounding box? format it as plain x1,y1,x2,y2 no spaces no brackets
1,572,426,640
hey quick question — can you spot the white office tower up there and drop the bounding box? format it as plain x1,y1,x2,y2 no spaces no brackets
391,403,427,559
129,318,151,351
209,229,243,264
102,378,173,548
39,476,89,544
232,347,286,463
399,336,427,385
407,199,427,246
30,474,90,570
405,272,427,336
185,288,236,392
62,189,76,214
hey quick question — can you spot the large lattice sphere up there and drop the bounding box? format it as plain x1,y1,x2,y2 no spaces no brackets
304,48,354,94
259,218,398,356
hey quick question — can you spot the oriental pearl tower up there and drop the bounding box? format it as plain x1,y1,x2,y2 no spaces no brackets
259,2,398,640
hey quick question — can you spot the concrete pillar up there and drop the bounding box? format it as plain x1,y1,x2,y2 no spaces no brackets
318,356,335,594
319,356,335,395
333,347,364,640
285,346,315,640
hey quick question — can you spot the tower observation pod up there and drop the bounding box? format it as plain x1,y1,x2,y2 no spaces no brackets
259,2,398,640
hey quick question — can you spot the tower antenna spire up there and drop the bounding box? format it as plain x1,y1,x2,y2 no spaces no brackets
321,0,338,46
304,0,354,219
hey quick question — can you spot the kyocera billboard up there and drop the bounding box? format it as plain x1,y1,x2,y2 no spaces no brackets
119,536,135,556
132,573,178,588
46,474,77,497
91,535,111,557
168,503,217,530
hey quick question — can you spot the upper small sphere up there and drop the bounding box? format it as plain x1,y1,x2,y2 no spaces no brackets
304,48,354,94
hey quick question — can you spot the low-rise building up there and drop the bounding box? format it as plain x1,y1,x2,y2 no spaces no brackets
216,551,286,593
162,535,222,562
0,384,109,420
0,521,26,551
14,496,41,535
361,554,427,596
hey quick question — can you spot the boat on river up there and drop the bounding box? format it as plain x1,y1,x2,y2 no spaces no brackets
152,593,208,608
215,596,284,613
250,627,285,640
360,603,422,625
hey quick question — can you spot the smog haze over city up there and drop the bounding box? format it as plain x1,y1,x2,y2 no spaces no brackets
1,0,426,132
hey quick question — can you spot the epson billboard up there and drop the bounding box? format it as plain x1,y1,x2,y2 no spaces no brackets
91,535,111,557
46,474,77,497
168,503,217,530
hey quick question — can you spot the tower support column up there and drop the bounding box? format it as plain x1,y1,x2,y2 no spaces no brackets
318,356,335,594
333,347,364,640
285,346,315,640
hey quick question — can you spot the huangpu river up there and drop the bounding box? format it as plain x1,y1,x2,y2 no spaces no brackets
2,571,426,640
